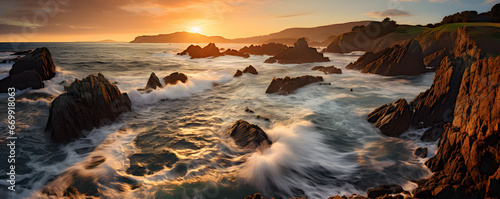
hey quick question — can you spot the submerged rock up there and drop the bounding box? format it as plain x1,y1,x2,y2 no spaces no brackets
227,120,272,150
265,75,323,95
239,43,288,56
0,69,44,93
144,72,163,90
346,39,426,76
46,73,132,143
163,72,188,85
234,69,243,77
243,65,258,75
264,38,330,64
367,98,412,137
414,147,428,158
10,47,56,80
311,65,342,74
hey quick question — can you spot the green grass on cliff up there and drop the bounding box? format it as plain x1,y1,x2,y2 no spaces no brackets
420,22,500,39
394,25,430,36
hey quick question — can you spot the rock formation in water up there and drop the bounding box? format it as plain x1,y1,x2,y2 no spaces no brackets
367,98,412,137
177,43,222,58
311,65,342,74
227,120,272,150
243,65,258,75
234,69,243,77
266,75,323,95
10,47,56,80
346,39,426,76
163,72,188,85
222,49,250,58
0,69,44,92
144,72,163,90
46,73,132,143
238,43,288,56
264,38,330,64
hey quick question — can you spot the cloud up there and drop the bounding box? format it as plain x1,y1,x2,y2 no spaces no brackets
364,9,411,18
483,0,500,4
273,12,312,19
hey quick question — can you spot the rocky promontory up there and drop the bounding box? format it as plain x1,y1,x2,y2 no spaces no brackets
367,98,412,137
46,73,132,143
264,38,330,64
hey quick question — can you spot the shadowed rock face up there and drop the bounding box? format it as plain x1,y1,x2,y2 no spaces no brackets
46,73,132,143
243,65,258,74
227,120,272,150
346,39,426,76
10,47,56,80
163,72,188,85
264,38,330,64
239,43,288,56
145,72,162,90
222,49,250,58
265,75,323,95
367,98,412,137
424,49,447,70
0,69,44,92
177,43,222,58
311,65,342,74
234,69,243,77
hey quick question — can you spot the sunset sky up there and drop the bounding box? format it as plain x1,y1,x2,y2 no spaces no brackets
0,0,498,42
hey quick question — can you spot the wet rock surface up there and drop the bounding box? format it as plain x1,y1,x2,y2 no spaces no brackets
265,75,323,95
264,38,329,64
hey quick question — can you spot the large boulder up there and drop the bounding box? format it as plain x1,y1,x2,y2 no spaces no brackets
227,120,272,150
222,49,250,58
238,43,288,56
346,39,426,76
234,70,243,77
163,72,188,85
144,72,162,90
9,47,56,80
46,73,132,143
367,98,412,137
177,43,222,58
266,75,323,95
0,70,44,93
264,38,330,64
311,65,342,74
243,65,258,75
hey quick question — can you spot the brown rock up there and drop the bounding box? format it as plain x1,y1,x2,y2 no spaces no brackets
243,65,258,74
239,43,288,56
144,72,162,90
420,122,445,142
311,65,342,74
264,38,330,64
227,120,272,150
46,73,132,143
265,75,323,95
222,49,250,58
414,147,428,158
177,43,222,58
424,49,447,70
9,47,56,80
234,69,243,77
346,39,426,76
367,184,403,199
367,98,412,137
163,72,188,85
244,193,265,199
0,69,44,92
11,49,34,55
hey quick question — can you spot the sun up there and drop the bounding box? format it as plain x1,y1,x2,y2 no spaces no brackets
190,27,202,34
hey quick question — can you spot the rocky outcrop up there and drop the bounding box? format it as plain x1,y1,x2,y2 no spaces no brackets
12,49,34,55
0,70,44,92
266,75,323,95
234,70,243,77
264,38,330,64
227,120,272,150
222,49,250,58
144,72,162,90
346,39,426,76
177,43,222,58
238,43,288,56
311,65,342,74
367,98,412,137
414,147,428,158
423,49,447,70
243,65,258,75
163,72,188,85
367,184,403,199
9,47,56,80
46,73,132,143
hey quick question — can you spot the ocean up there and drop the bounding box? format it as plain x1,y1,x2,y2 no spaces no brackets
0,42,437,199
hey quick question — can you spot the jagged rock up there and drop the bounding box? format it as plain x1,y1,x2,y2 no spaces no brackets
46,73,132,143
311,65,342,74
227,120,272,150
367,185,404,199
414,147,428,158
346,39,426,76
144,72,162,90
11,49,34,55
9,47,56,80
420,122,445,142
222,49,250,58
163,72,188,85
264,38,330,64
244,193,265,199
265,75,323,95
424,49,447,70
239,43,288,56
367,98,412,137
0,69,44,92
234,70,243,77
243,65,258,74
177,43,222,58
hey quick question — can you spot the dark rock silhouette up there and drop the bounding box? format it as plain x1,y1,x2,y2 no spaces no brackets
46,73,132,143
311,65,342,74
414,147,428,158
234,69,243,77
367,98,412,137
144,72,162,90
227,120,272,150
420,122,445,142
177,43,222,58
367,184,403,199
0,70,44,92
346,39,426,76
222,49,250,58
238,43,288,56
163,72,188,85
243,65,258,74
266,75,323,95
10,47,56,80
12,49,34,55
423,49,447,70
264,38,330,64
